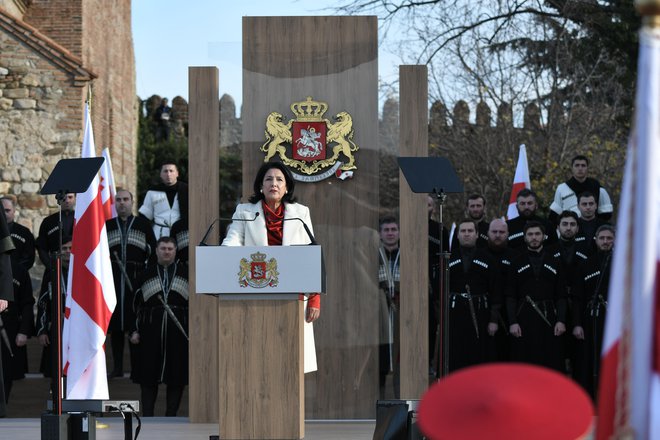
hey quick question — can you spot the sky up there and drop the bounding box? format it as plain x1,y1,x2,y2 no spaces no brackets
132,1,402,114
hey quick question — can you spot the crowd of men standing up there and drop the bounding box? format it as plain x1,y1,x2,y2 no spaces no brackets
0,161,190,417
378,155,615,401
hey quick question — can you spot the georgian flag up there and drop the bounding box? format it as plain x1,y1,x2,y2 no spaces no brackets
506,144,530,220
596,28,660,440
61,103,117,399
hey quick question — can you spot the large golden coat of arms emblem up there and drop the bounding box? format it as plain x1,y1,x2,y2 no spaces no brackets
261,96,359,182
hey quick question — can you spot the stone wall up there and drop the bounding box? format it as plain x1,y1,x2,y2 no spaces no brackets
0,31,85,231
0,0,137,235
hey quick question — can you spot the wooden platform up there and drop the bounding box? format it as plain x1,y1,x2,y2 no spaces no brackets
0,418,377,440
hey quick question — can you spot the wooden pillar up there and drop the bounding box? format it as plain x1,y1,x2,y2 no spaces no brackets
242,16,381,420
399,65,429,398
188,67,220,423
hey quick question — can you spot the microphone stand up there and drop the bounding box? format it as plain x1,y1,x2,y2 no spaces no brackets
432,189,450,378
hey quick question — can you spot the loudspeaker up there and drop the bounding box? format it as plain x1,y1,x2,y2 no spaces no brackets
373,400,425,440
41,413,71,440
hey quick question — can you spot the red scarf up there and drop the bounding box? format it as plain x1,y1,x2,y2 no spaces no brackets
262,201,284,246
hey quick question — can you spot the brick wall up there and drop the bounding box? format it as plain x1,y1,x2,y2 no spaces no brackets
82,0,137,192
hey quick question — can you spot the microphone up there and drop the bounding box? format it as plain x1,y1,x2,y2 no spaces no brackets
282,217,318,245
198,212,260,246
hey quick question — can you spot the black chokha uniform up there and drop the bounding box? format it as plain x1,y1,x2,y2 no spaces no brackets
448,246,500,372
506,249,567,372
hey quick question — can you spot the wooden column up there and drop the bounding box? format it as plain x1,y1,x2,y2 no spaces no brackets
242,16,381,422
399,65,429,398
188,67,220,423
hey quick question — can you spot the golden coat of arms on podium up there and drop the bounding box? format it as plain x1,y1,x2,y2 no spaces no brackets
238,251,279,288
261,96,359,182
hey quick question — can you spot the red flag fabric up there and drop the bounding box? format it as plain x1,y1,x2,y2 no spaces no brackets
596,28,660,440
100,148,116,220
61,104,117,399
506,144,530,220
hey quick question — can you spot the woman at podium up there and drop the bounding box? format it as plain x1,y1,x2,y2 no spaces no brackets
222,161,320,372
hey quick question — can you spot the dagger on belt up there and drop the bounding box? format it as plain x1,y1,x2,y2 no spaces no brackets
465,284,480,339
525,295,553,327
113,250,135,292
155,295,189,341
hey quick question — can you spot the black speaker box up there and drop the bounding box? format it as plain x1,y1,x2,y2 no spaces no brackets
373,399,425,440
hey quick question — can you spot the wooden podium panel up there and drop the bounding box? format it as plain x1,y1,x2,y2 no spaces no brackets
242,15,380,423
188,67,220,423
399,66,429,398
219,299,303,439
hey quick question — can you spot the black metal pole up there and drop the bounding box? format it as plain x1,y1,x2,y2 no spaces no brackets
49,190,66,415
432,189,451,378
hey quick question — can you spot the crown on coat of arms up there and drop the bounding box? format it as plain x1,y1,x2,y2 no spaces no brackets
250,251,267,262
290,96,328,121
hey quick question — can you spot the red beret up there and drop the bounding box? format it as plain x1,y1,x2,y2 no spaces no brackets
418,363,594,440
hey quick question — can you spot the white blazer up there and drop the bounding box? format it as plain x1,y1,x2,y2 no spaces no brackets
221,201,314,247
221,200,318,373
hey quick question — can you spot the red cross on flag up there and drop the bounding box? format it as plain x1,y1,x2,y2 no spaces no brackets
61,103,117,399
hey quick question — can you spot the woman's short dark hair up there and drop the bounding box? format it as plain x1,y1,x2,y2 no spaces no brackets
248,162,297,204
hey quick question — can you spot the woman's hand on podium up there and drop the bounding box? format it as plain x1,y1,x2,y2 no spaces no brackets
306,307,320,323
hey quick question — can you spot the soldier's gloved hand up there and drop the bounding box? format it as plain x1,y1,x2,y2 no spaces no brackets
0,299,7,312
38,334,50,346
129,331,140,345
487,322,498,336
554,322,566,336
509,323,522,338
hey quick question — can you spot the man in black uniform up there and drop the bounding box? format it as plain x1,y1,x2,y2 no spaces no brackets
1,196,35,271
36,239,72,379
506,221,567,372
506,189,556,250
483,218,518,361
36,193,75,270
2,259,34,402
130,237,189,417
571,225,615,400
106,189,156,378
450,194,489,249
447,220,499,372
0,207,15,416
577,192,609,254
548,211,589,286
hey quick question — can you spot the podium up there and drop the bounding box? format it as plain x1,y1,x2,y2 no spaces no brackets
196,245,324,440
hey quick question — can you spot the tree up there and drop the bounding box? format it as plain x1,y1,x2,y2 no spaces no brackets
341,0,634,218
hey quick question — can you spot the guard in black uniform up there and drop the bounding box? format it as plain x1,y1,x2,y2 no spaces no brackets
571,225,615,400
506,189,556,250
2,260,34,402
448,220,499,372
36,193,75,270
130,237,189,417
106,189,156,378
506,221,567,372
1,196,35,271
0,206,15,416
